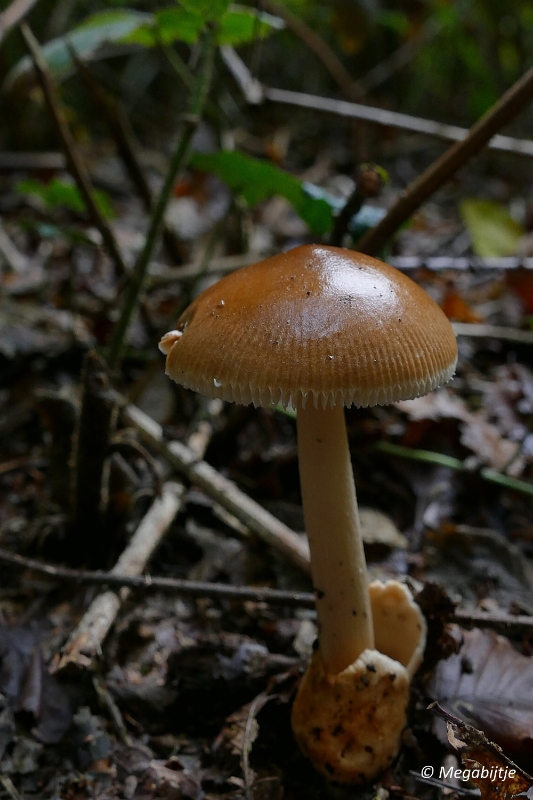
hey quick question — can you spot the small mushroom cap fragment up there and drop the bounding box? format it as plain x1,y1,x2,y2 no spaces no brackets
291,581,427,784
161,245,457,409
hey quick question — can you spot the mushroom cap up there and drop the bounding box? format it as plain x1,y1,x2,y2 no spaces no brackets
160,245,457,409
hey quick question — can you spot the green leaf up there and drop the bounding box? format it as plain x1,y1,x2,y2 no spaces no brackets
125,5,284,48
4,4,283,87
17,178,114,219
5,9,151,87
124,8,203,47
218,6,285,45
179,0,230,22
190,151,333,235
460,199,524,257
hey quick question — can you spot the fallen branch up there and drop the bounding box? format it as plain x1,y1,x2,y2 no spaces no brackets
452,322,533,345
222,47,533,159
5,545,533,634
52,481,184,673
21,25,128,279
0,151,66,170
0,546,314,606
358,62,533,255
122,403,312,574
0,0,39,44
0,220,28,273
147,252,265,288
391,255,533,270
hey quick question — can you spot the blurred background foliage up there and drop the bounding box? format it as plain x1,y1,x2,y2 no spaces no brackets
3,0,533,151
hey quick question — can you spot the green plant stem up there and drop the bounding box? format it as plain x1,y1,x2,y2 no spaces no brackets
107,27,217,370
376,440,533,498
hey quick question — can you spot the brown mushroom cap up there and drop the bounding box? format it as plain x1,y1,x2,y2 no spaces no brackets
160,244,457,408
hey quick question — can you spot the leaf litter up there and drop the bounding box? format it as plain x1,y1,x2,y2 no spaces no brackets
4,11,533,798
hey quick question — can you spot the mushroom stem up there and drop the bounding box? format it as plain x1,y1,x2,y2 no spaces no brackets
296,402,374,674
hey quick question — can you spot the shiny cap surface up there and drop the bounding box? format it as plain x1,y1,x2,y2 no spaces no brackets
160,245,457,408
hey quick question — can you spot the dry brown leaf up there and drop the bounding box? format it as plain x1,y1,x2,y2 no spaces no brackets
433,705,533,800
430,627,533,763
397,388,525,475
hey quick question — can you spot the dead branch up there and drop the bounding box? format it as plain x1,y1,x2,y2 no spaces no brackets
0,546,315,606
4,546,533,633
452,322,533,345
222,48,533,159
20,24,128,278
358,63,533,255
147,252,264,288
390,255,533,270
0,0,40,44
52,481,184,673
265,86,533,159
0,220,29,273
0,151,66,170
122,403,312,574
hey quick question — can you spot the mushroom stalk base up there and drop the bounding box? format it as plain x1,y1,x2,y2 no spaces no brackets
296,402,373,674
291,581,427,784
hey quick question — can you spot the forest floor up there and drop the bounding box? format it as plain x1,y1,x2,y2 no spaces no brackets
3,23,533,798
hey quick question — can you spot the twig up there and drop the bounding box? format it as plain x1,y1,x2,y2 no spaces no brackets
147,252,264,288
0,546,315,606
357,63,533,255
122,403,312,574
242,692,270,800
390,255,533,270
452,608,533,635
0,776,24,800
0,151,66,170
0,221,28,274
329,165,382,246
265,86,533,159
222,46,533,160
107,26,217,370
148,254,533,289
222,45,533,160
376,441,533,497
409,769,479,797
20,24,128,278
92,673,132,746
52,481,184,673
259,0,363,102
0,0,39,44
452,322,533,345
5,546,533,632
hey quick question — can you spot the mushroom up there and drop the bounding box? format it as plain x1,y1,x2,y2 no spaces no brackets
159,244,457,782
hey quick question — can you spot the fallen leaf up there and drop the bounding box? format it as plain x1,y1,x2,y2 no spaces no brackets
442,288,483,322
430,627,533,763
460,199,524,258
433,704,533,800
